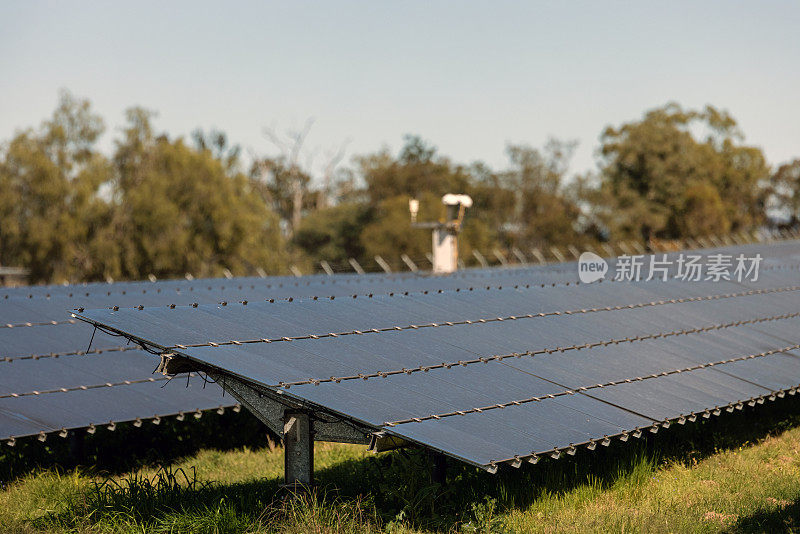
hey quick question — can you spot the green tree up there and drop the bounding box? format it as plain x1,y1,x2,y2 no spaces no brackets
677,183,731,237
360,193,440,268
351,136,501,267
594,103,769,242
191,128,241,173
110,108,288,279
293,202,372,267
769,159,800,224
467,161,515,247
249,156,318,235
356,135,474,205
497,140,584,249
0,90,111,283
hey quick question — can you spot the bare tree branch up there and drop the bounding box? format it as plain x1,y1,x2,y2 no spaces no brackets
262,119,315,234
320,138,351,207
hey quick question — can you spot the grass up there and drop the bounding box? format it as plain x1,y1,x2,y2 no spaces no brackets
3,397,800,532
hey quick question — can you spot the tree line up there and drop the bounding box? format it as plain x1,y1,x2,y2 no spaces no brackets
1,91,798,284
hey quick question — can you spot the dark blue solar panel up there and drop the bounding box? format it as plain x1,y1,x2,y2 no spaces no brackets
6,238,800,454
4,263,636,441
0,376,228,437
74,245,800,468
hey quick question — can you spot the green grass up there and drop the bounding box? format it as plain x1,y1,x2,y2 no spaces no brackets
3,398,800,533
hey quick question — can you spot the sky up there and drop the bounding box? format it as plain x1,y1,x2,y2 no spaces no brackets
1,1,799,178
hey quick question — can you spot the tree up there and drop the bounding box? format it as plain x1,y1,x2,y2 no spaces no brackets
677,183,731,237
191,128,241,173
496,140,584,248
250,156,317,235
769,159,800,224
0,90,111,283
359,192,442,268
353,136,496,267
594,103,770,242
318,142,349,209
356,135,473,205
111,108,288,279
293,203,372,267
256,121,315,235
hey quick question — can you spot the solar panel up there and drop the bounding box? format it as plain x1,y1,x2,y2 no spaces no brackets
74,246,800,474
1,262,626,443
0,375,232,444
0,260,579,301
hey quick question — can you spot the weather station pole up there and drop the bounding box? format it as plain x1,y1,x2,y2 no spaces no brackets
409,194,473,274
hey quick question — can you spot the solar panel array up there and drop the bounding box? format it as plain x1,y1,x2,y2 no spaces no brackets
4,240,800,447
1,260,603,444
76,241,800,470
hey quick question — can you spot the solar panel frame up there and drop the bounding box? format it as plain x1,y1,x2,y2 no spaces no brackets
7,239,800,463
73,250,800,470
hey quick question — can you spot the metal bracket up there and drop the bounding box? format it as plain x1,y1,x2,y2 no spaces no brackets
157,353,195,375
369,431,412,452
205,371,372,444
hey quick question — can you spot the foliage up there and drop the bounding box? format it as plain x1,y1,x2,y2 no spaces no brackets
356,135,473,205
769,159,800,223
359,193,443,267
677,183,731,237
496,140,585,249
0,90,110,282
249,155,318,235
592,103,771,242
0,92,288,283
462,496,505,533
111,108,287,280
2,94,795,283
293,202,372,267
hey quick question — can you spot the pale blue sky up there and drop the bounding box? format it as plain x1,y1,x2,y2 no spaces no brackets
1,1,798,177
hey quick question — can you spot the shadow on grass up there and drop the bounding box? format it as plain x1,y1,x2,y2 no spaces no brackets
30,394,800,532
726,497,800,533
0,409,272,482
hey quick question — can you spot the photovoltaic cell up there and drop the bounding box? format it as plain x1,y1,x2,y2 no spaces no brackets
2,261,639,442
0,375,228,438
74,241,800,468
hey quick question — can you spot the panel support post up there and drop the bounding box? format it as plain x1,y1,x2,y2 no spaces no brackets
284,411,313,488
431,451,447,485
69,428,86,465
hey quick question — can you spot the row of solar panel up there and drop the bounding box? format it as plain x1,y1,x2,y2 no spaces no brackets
5,239,800,302
0,258,648,442
3,241,799,446
5,265,797,367
77,260,800,468
0,263,558,300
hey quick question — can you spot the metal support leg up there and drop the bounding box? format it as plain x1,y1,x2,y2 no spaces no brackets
431,451,447,485
284,411,313,487
69,428,86,465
